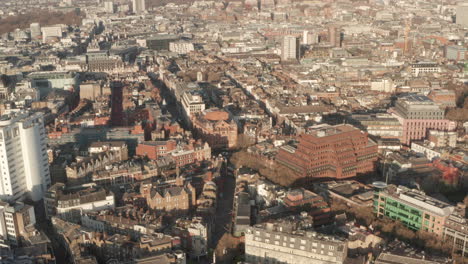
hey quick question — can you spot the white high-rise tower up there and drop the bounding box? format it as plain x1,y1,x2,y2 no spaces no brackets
30,23,41,39
0,112,51,202
132,0,146,14
281,36,300,61
456,3,468,28
104,1,115,13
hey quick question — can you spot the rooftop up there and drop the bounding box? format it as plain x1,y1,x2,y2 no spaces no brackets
382,186,455,216
399,95,434,105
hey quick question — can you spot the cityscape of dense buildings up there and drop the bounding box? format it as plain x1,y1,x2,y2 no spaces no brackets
0,0,466,263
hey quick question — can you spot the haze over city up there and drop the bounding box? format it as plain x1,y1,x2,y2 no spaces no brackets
0,0,467,263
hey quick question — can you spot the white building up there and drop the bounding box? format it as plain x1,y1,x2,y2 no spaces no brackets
0,202,36,246
41,26,62,41
445,45,466,61
187,218,208,258
456,3,468,28
104,1,115,13
30,23,41,39
28,71,79,92
245,223,347,264
169,42,195,54
0,112,51,202
410,62,441,76
428,130,457,148
302,30,318,45
410,142,442,161
281,36,300,61
44,183,115,221
132,0,145,14
370,78,394,93
181,91,205,122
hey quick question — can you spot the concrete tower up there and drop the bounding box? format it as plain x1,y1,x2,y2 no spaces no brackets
281,36,300,61
0,112,51,202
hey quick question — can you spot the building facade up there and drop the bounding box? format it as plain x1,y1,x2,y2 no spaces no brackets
374,185,454,237
0,201,36,246
0,112,51,202
181,91,205,123
44,183,115,220
41,26,62,41
132,0,146,13
30,23,41,39
245,223,347,264
141,179,196,215
445,45,466,61
427,130,457,148
80,81,103,100
276,124,378,180
427,89,457,109
29,71,79,92
392,95,454,145
173,217,209,258
456,3,468,28
104,1,115,13
349,114,403,140
169,42,195,54
136,140,177,160
281,36,300,61
192,109,238,150
443,208,468,257
410,62,441,76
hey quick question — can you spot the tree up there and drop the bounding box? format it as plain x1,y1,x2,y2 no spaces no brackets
350,206,376,226
0,10,83,35
446,108,468,122
236,134,254,149
394,222,416,241
230,151,297,186
330,199,349,213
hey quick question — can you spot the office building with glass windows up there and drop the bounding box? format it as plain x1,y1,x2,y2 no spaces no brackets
374,185,454,237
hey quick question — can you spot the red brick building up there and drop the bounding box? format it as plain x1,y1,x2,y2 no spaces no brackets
171,149,195,167
136,140,211,167
136,140,177,160
276,124,378,180
141,178,196,215
192,109,238,150
431,159,460,186
283,188,332,226
427,89,456,108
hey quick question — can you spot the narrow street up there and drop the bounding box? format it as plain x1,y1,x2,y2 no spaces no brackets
212,163,236,248
153,74,238,261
